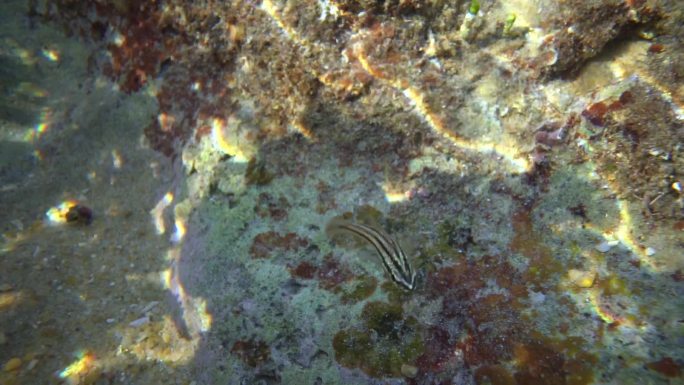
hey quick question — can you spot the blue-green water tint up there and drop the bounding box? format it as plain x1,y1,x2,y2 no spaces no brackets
1,0,683,384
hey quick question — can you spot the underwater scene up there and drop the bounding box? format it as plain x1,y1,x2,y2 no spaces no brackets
1,0,683,384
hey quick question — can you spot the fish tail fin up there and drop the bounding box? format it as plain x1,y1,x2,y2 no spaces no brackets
325,215,353,239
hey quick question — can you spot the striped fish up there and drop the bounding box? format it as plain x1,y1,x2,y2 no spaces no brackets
328,220,416,290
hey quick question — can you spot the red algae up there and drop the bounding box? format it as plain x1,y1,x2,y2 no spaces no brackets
315,181,338,214
425,262,473,298
513,341,568,385
582,91,634,127
581,101,609,126
40,2,239,158
289,261,317,280
646,357,682,378
417,259,525,378
414,327,455,373
97,3,187,94
145,74,217,156
619,90,634,105
469,294,507,325
648,43,665,53
231,339,271,367
512,337,596,385
459,332,507,368
255,193,290,221
316,253,354,291
416,214,596,385
249,232,308,259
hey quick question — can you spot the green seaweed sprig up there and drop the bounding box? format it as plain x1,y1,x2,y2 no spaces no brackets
468,0,480,15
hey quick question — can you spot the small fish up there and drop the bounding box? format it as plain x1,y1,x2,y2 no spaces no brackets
327,219,416,290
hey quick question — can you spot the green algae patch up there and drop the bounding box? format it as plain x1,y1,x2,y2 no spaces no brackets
332,301,424,378
510,209,565,291
340,275,377,304
475,365,516,385
355,204,384,226
245,157,274,185
381,280,413,304
598,274,629,296
362,301,404,337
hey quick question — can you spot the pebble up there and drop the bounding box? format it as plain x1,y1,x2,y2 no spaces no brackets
26,359,38,371
595,240,619,253
568,269,596,288
529,290,546,304
129,316,150,328
401,363,418,378
141,301,159,314
4,357,21,372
